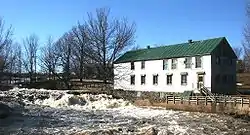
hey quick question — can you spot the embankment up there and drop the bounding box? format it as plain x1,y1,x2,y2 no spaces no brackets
106,89,250,117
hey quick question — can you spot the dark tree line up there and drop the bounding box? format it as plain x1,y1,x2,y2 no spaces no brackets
0,8,136,89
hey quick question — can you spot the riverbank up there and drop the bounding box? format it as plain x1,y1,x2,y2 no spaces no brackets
66,88,250,120
103,89,250,117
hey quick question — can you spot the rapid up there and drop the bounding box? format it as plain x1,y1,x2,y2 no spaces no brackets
0,88,250,135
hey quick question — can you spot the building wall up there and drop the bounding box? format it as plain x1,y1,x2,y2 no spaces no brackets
114,55,212,92
211,41,237,94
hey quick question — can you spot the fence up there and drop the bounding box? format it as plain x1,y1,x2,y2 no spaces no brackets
165,96,250,107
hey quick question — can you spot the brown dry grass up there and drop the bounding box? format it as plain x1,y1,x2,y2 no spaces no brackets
237,73,250,89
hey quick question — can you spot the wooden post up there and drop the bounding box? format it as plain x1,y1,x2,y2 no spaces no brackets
196,96,199,105
241,98,244,107
234,98,237,106
181,97,183,104
166,96,168,104
214,97,217,109
205,96,207,106
173,96,175,104
224,97,227,107
249,98,250,108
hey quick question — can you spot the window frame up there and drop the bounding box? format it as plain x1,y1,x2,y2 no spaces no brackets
166,75,172,85
141,61,145,69
141,75,146,85
181,74,187,85
185,57,192,68
130,75,135,85
163,59,168,70
171,58,177,69
131,62,135,70
195,56,202,68
153,75,158,85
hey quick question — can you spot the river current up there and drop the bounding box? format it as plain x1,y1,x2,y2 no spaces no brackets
0,88,250,135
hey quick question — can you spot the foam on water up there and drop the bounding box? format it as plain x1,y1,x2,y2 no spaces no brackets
6,88,131,110
1,88,250,135
34,93,131,110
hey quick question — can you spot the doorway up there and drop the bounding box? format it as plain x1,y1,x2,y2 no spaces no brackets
197,74,204,89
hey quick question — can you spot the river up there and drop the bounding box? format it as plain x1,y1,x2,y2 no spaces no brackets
0,88,250,135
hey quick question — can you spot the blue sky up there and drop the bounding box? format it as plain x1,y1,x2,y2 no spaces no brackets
0,0,246,48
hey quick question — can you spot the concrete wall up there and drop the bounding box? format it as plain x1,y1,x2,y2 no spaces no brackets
114,55,212,93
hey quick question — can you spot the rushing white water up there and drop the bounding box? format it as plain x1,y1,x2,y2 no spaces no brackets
0,88,250,135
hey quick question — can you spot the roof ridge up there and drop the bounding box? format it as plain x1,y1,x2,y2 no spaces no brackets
129,37,225,52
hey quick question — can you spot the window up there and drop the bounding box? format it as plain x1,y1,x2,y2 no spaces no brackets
163,59,168,70
181,74,187,85
171,58,177,69
195,56,202,68
131,62,135,70
226,75,233,83
141,75,146,85
222,58,227,65
223,58,228,65
215,75,220,83
216,57,220,65
218,57,233,66
167,75,172,85
185,57,192,68
227,75,233,83
222,75,227,83
153,75,158,85
141,61,145,69
228,59,232,65
130,75,135,85
230,75,234,83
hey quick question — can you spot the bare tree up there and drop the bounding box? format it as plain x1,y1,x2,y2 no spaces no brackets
85,8,136,83
14,43,22,83
4,43,22,83
70,23,90,82
23,34,39,83
16,44,22,75
40,36,58,80
0,18,13,77
242,1,250,72
54,33,74,89
233,47,242,59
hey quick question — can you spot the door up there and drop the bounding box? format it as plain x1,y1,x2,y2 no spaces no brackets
197,74,204,89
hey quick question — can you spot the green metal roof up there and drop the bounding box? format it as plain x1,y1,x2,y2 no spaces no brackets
114,37,226,63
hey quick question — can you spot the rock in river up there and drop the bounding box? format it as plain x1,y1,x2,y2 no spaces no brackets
0,102,12,119
140,127,158,135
